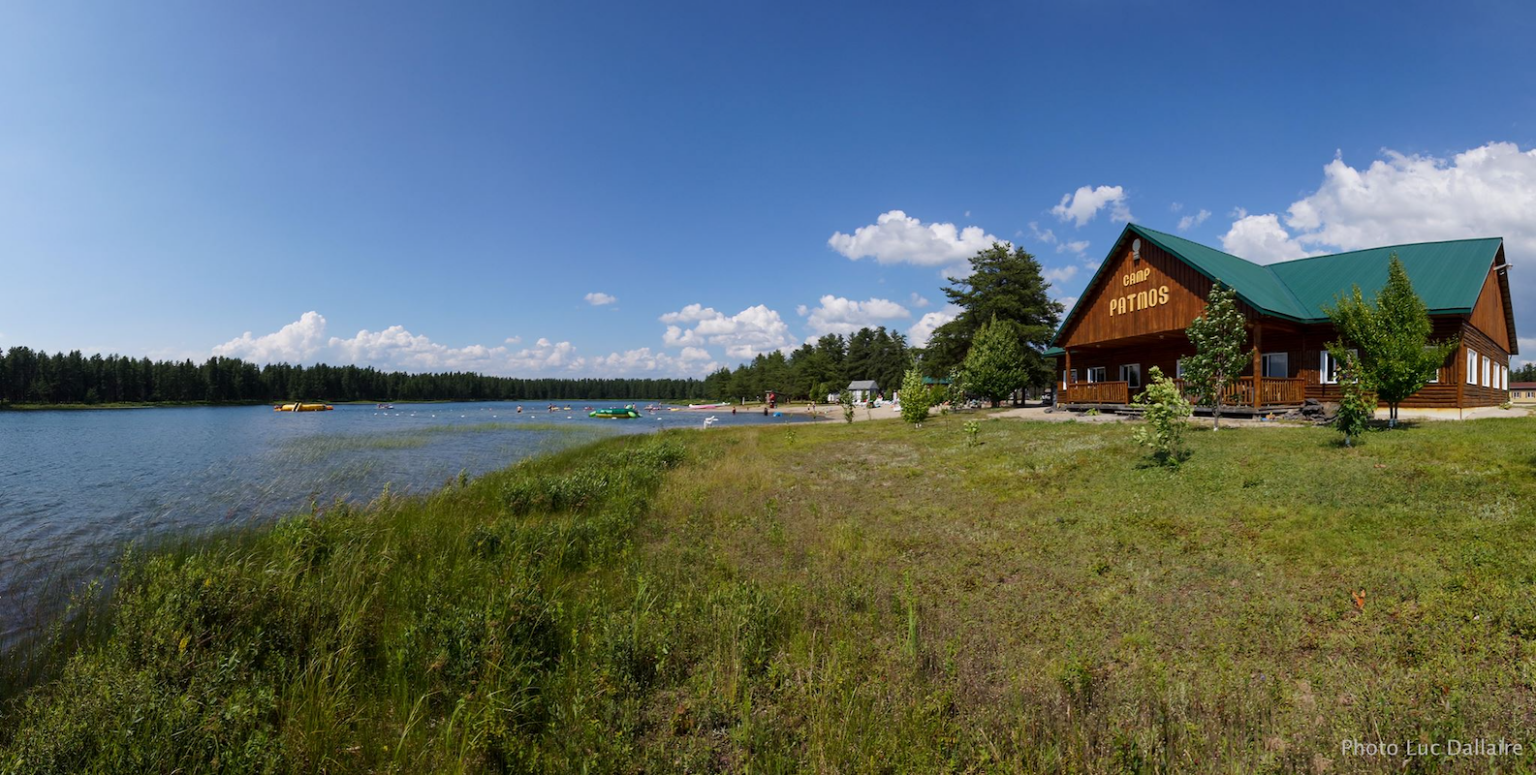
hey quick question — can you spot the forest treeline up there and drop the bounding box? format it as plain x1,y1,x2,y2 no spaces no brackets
3,242,1073,407
0,346,711,405
0,327,912,407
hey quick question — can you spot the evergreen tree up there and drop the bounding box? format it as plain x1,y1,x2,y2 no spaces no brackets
1182,282,1248,430
1324,255,1458,427
959,317,1027,408
926,242,1063,387
898,368,933,426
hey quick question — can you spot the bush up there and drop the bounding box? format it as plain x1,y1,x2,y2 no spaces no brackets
1332,347,1372,446
1131,366,1192,466
899,369,933,427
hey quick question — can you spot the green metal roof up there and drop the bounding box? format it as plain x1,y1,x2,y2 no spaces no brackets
1048,224,1505,349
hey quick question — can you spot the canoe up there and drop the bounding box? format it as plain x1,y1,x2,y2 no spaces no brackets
589,407,641,419
274,402,334,412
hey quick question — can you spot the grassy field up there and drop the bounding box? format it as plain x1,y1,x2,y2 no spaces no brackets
2,413,1535,772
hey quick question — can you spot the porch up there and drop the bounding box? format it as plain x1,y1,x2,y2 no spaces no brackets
1060,376,1307,410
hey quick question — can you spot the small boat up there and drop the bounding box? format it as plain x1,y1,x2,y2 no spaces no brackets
688,402,727,409
274,402,333,412
589,406,641,419
376,403,395,410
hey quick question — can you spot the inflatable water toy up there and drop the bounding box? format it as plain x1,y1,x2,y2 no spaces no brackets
274,402,333,412
589,406,641,419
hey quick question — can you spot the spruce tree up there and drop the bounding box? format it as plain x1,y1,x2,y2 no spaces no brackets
959,316,1028,408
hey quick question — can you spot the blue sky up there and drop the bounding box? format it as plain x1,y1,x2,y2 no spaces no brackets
3,1,1534,374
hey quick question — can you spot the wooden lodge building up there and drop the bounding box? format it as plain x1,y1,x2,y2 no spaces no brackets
1044,225,1517,415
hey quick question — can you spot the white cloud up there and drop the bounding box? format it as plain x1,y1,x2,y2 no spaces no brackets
1220,142,1536,336
1028,221,1057,245
909,292,931,308
658,303,794,359
1051,185,1131,227
587,346,719,377
1054,295,1080,311
1219,211,1315,263
1056,240,1090,257
1178,209,1211,231
828,210,1002,266
584,292,617,306
1515,339,1536,369
908,307,960,347
1043,265,1079,285
801,295,911,337
213,311,329,363
1170,202,1184,213
212,312,586,375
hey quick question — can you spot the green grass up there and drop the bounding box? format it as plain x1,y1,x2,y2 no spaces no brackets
3,416,1536,772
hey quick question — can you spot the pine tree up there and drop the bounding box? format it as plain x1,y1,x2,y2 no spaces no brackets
1182,282,1248,430
959,316,1027,408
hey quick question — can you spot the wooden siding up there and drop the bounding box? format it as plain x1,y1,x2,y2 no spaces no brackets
1058,316,1504,409
1058,241,1226,347
1468,267,1512,353
1460,323,1511,407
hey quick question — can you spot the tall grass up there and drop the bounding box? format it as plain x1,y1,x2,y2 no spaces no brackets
4,414,1536,772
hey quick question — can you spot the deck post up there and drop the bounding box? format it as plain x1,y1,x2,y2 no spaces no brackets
1064,349,1072,403
1252,323,1262,409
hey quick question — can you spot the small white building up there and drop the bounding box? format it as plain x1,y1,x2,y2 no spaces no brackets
846,380,879,403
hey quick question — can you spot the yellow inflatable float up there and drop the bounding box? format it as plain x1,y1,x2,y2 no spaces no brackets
274,402,334,412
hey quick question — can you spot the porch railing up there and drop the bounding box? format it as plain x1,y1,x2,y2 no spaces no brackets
1062,381,1129,404
1059,377,1307,407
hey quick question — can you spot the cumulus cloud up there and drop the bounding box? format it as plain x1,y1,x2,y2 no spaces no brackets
213,311,329,363
1220,142,1536,339
1051,185,1132,227
1028,221,1057,245
212,312,585,375
828,210,1002,266
658,303,794,359
1043,265,1079,285
1219,210,1315,263
907,307,959,347
1057,240,1090,257
1054,295,1080,311
800,295,911,337
584,292,617,306
587,346,719,376
1178,209,1211,231
909,292,931,308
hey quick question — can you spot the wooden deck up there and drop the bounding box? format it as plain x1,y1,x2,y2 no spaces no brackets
1062,376,1306,410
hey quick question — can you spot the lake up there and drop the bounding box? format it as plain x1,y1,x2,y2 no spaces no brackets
0,401,826,644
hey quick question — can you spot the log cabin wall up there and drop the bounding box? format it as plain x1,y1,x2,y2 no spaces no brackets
1055,231,1514,410
1057,240,1222,346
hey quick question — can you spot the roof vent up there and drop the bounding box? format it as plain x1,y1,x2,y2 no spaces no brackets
1132,238,1142,262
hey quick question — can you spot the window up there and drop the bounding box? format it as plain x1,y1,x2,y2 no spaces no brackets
1175,357,1186,379
1499,364,1507,391
1120,363,1141,389
1319,350,1355,384
1261,352,1288,378
1482,355,1491,387
1063,369,1078,385
1086,366,1107,383
1467,350,1478,385
1425,347,1441,383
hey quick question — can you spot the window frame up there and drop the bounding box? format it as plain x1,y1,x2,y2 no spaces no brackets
1261,352,1288,379
1086,366,1107,384
1120,363,1141,389
1467,350,1477,385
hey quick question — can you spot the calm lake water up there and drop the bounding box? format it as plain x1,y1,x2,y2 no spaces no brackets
0,401,824,643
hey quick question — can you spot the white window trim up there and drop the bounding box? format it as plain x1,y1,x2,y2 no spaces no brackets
1467,350,1477,385
1483,355,1491,387
1320,351,1336,385
1120,363,1141,389
1086,366,1107,384
1261,352,1288,379
1175,357,1186,379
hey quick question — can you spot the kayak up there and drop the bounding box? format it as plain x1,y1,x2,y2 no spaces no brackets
275,402,333,412
589,407,641,419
